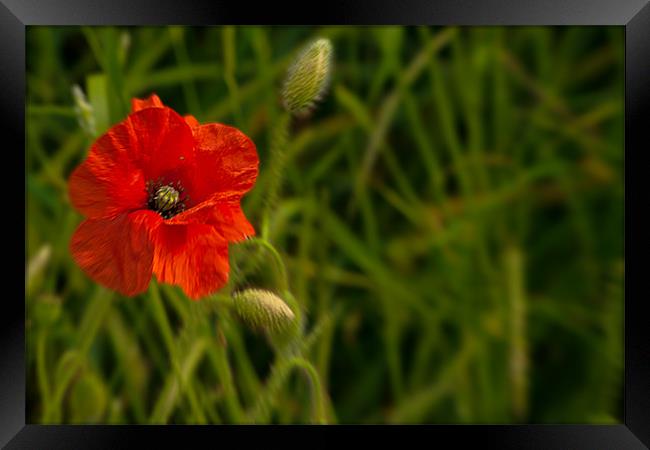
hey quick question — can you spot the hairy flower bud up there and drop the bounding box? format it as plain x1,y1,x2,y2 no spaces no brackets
232,289,295,332
281,38,333,117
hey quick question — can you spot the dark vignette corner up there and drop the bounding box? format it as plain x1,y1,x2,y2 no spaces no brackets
0,0,27,448
625,1,650,448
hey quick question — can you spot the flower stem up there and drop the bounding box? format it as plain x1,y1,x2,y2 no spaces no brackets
206,342,246,423
245,237,289,292
36,329,51,422
261,111,291,239
250,356,327,424
148,337,208,423
149,280,207,423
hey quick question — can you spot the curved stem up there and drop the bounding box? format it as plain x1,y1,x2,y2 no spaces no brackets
250,356,328,424
243,237,289,293
291,357,328,424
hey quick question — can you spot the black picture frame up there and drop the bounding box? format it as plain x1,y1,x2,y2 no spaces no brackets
4,0,648,448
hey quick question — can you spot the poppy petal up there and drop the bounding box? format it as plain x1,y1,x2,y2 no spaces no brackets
210,200,255,242
131,94,164,112
69,107,196,219
70,210,161,296
190,123,259,203
152,223,230,299
124,107,196,186
68,125,148,219
184,114,200,129
166,195,255,242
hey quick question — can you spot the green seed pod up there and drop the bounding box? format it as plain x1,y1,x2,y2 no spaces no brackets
282,38,333,117
232,289,295,333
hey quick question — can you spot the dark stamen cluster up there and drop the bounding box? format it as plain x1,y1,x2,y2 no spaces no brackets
145,178,190,219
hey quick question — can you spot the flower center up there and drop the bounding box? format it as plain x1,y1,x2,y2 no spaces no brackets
146,179,188,219
155,185,179,212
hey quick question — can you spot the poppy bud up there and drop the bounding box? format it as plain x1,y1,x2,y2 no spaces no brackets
232,289,295,332
281,38,333,117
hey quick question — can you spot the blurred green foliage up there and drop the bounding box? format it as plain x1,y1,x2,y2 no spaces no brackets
26,26,624,424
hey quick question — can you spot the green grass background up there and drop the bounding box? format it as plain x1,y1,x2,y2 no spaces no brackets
26,26,624,424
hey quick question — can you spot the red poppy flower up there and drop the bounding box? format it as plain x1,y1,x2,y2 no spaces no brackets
68,94,259,299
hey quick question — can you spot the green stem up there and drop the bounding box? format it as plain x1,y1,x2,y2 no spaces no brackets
244,237,289,292
206,344,246,423
261,112,291,239
149,281,207,423
148,337,208,423
36,329,51,422
221,320,262,405
250,356,327,424
292,358,328,424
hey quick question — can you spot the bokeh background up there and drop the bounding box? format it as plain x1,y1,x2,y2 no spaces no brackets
26,26,624,424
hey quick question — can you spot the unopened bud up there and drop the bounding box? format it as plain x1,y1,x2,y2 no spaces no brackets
282,38,333,117
232,289,295,332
